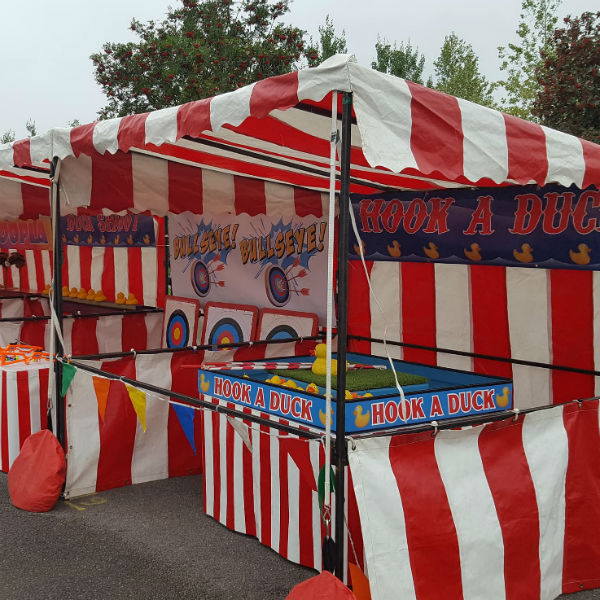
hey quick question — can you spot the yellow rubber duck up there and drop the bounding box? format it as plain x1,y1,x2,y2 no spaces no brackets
86,288,96,301
69,287,79,298
353,405,370,428
312,343,338,376
116,292,126,305
282,379,297,389
387,240,402,258
77,287,87,299
464,242,482,261
125,292,138,305
270,375,283,385
43,284,51,295
496,387,511,408
62,286,69,297
94,290,106,302
513,243,534,263
423,242,439,259
569,243,591,266
319,407,334,426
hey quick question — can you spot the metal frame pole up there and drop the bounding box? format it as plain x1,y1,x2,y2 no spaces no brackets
334,91,353,579
50,158,65,449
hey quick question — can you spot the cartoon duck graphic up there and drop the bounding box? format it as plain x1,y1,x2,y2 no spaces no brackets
569,243,591,266
353,405,370,428
73,234,79,244
100,234,106,245
312,343,340,376
464,242,482,262
126,234,134,245
423,242,439,259
199,374,210,393
513,243,534,263
61,234,67,243
319,407,334,427
143,234,151,245
354,240,366,257
496,387,511,408
387,240,402,258
114,234,120,245
306,383,319,394
87,235,93,244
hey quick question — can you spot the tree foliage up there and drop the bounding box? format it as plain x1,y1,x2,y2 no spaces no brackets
371,38,426,84
91,0,317,119
432,33,495,106
312,15,347,63
1,129,16,144
498,0,562,119
532,11,600,142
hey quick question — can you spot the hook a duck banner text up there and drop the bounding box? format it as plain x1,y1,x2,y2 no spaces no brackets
169,213,328,322
350,185,600,269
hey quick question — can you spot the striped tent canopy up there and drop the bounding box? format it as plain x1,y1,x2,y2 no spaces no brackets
1,54,599,217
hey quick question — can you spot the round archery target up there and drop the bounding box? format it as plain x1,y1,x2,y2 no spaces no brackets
265,265,290,307
265,324,298,341
166,309,190,348
208,318,244,346
191,260,210,297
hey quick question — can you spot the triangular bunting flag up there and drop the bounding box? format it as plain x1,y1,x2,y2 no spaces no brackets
227,416,252,452
173,404,197,455
348,563,372,600
92,377,111,422
61,363,77,398
125,384,147,432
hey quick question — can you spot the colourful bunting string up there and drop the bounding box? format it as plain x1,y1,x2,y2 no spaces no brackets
318,465,336,511
227,417,252,452
125,384,147,432
92,376,111,422
61,363,77,398
173,404,197,455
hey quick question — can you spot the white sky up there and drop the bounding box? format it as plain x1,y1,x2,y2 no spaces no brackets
0,0,594,139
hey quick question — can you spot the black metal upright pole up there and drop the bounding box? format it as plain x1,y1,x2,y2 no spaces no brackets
51,158,65,449
334,91,353,579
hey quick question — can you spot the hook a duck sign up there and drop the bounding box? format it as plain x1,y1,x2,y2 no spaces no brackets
350,184,600,270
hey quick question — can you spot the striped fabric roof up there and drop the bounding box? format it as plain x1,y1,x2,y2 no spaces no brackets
1,54,599,217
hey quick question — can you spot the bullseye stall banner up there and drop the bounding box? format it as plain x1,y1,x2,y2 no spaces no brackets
350,184,600,269
59,214,156,247
169,213,328,323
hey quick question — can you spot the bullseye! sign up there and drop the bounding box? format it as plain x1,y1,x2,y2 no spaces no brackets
170,214,328,323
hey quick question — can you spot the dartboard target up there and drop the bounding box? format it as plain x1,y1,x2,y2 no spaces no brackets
208,317,244,347
191,260,210,297
265,324,298,341
166,309,190,348
265,265,290,307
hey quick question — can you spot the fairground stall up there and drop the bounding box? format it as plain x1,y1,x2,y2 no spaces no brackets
2,54,600,599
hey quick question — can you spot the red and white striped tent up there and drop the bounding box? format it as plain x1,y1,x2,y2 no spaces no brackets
2,54,600,598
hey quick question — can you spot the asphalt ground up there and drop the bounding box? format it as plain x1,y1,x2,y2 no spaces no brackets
1,472,599,600
0,473,313,600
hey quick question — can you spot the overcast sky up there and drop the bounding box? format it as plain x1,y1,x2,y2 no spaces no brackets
0,0,594,139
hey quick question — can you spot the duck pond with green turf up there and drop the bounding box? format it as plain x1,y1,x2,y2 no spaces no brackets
197,352,513,433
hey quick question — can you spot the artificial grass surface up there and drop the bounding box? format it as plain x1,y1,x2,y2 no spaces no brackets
269,368,428,392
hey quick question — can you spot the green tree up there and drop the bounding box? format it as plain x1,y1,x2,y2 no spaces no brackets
91,0,315,119
309,15,347,64
1,129,15,144
371,38,426,84
532,11,600,142
498,0,562,119
432,33,495,106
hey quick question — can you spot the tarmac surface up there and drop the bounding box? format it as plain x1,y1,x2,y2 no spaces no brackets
1,472,599,600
